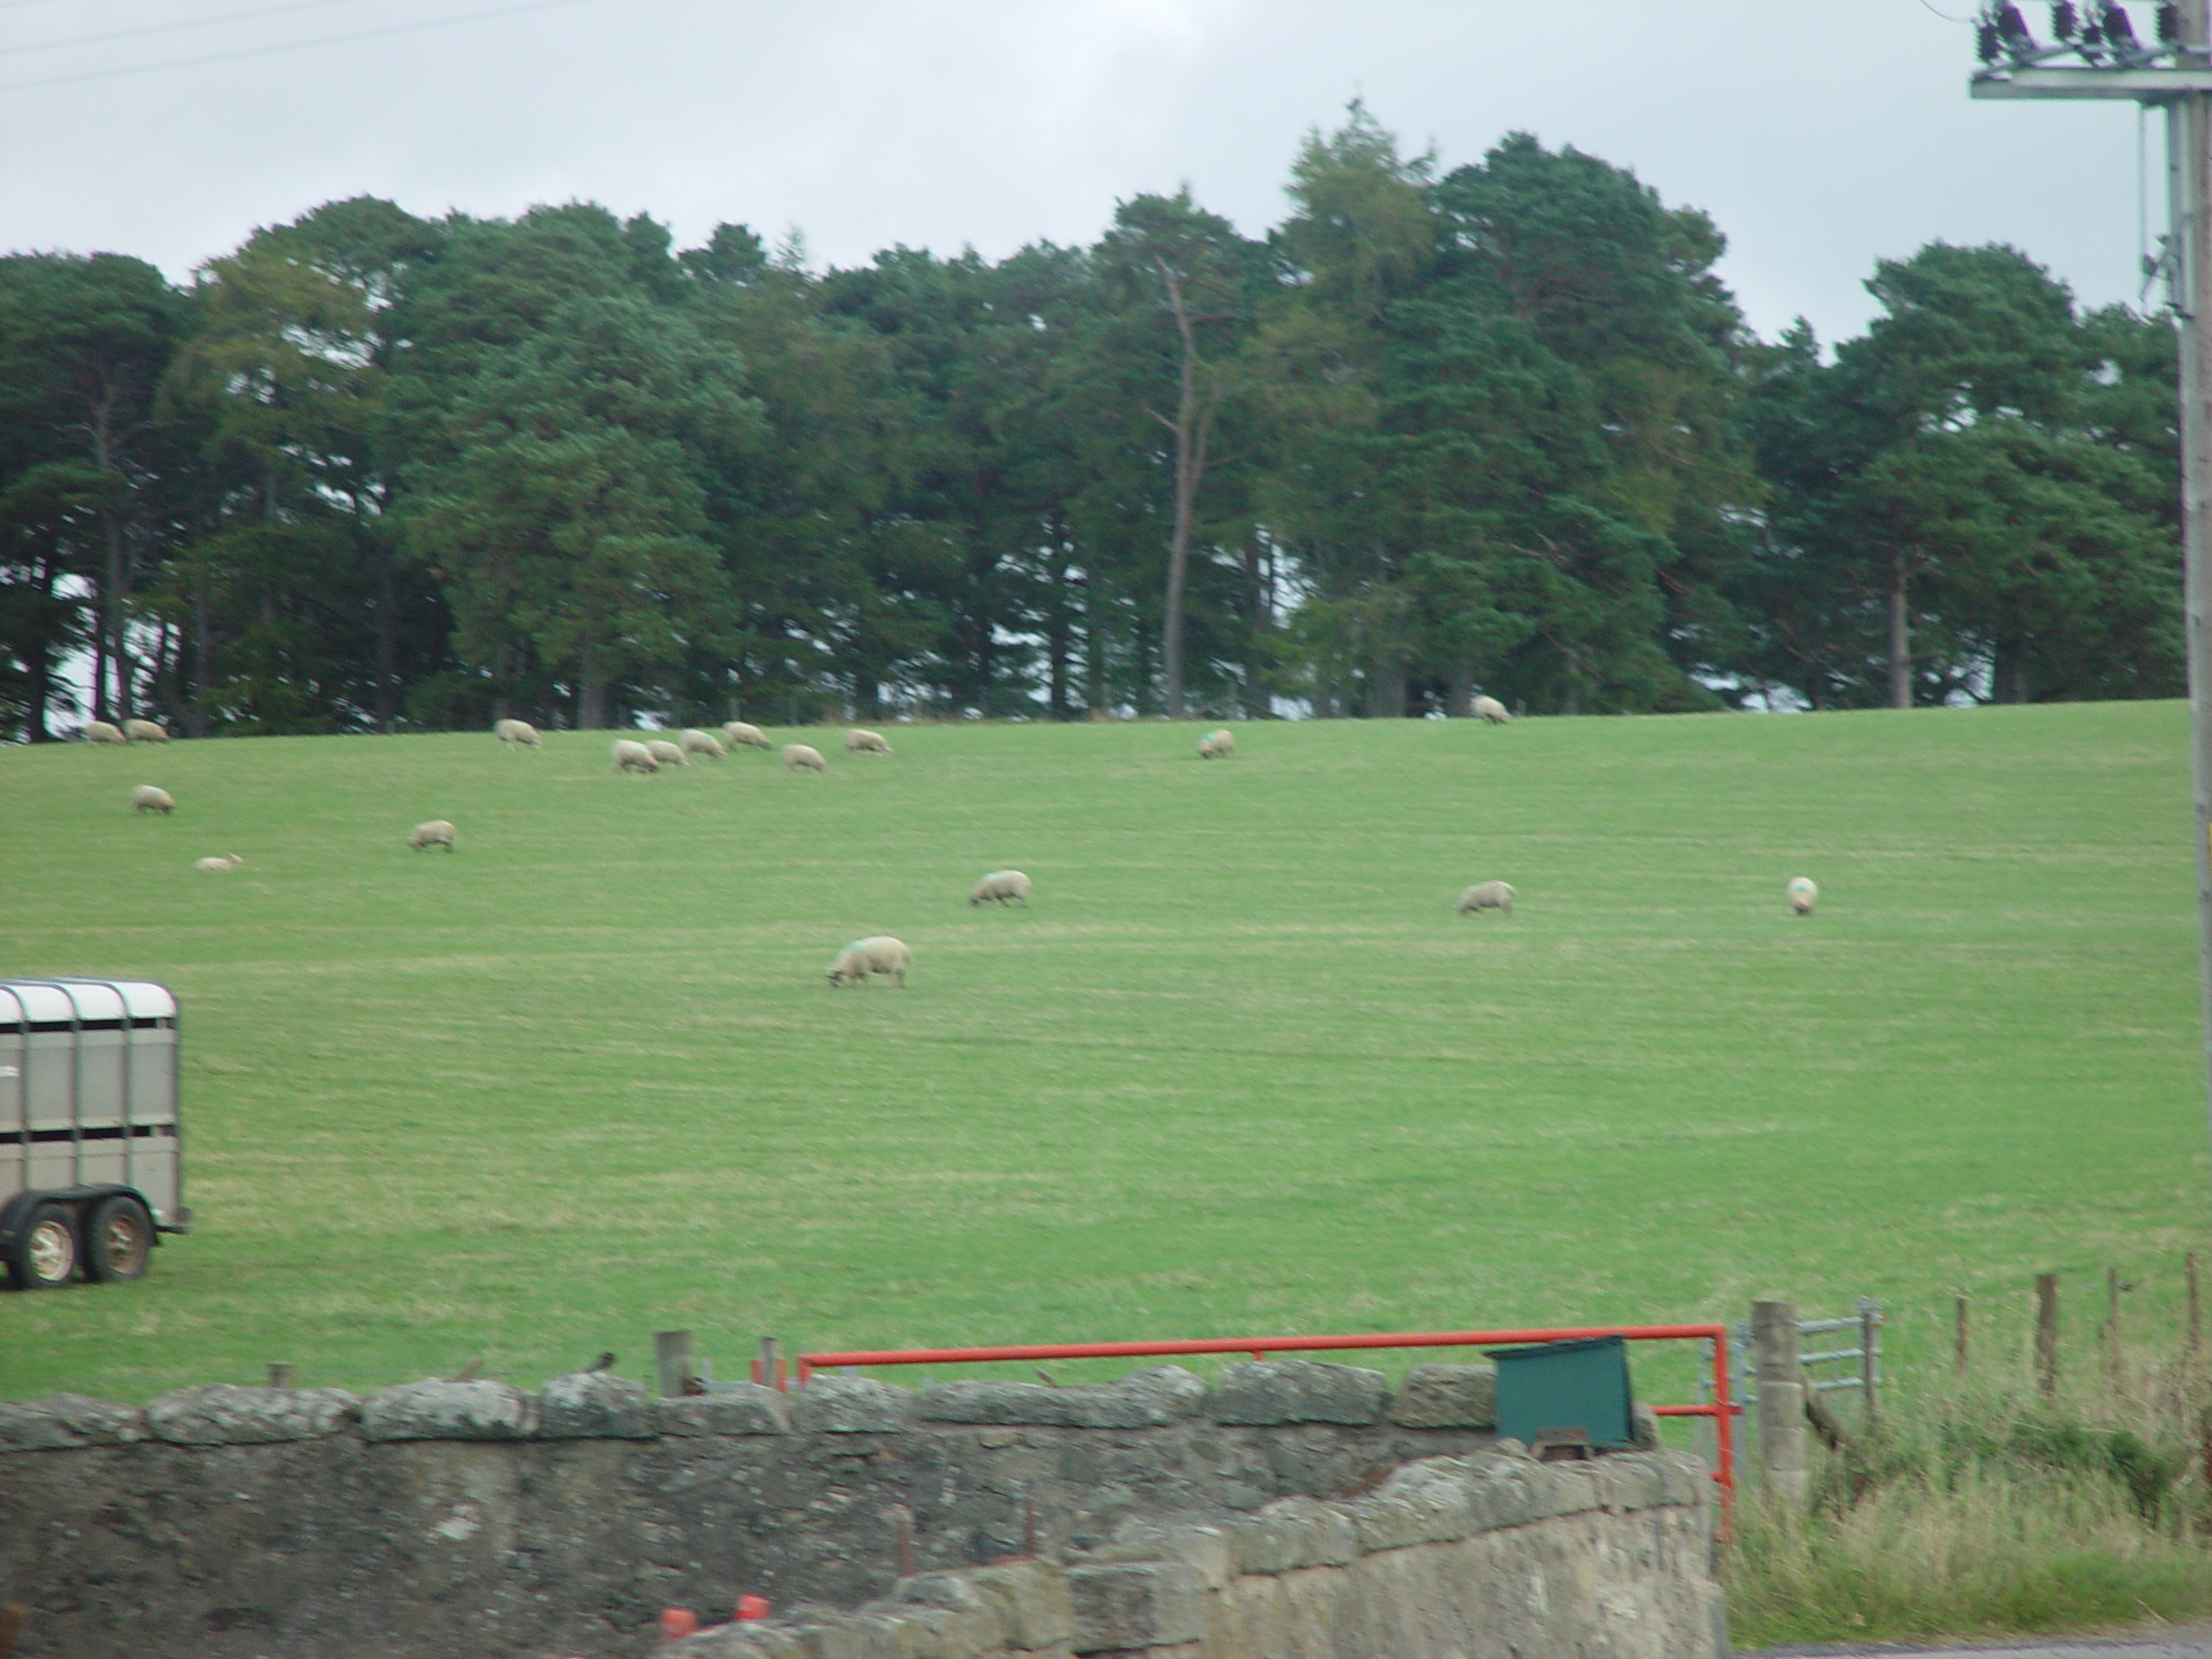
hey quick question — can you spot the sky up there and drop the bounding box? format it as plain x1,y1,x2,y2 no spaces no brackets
0,0,2169,350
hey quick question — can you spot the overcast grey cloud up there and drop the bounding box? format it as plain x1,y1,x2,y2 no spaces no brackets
0,0,2159,346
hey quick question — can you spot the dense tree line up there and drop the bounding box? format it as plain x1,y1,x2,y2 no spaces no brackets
0,109,2182,739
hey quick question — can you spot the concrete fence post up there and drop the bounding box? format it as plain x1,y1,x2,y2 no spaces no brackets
656,1330,696,1399
1752,1300,1809,1504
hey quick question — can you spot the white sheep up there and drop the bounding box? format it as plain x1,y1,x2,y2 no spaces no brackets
1787,876,1818,916
826,936,910,988
410,819,455,852
1455,880,1515,918
680,728,727,760
784,743,828,772
494,718,541,748
193,854,245,873
86,721,127,746
645,738,690,769
1471,696,1511,725
124,719,169,743
611,739,659,774
130,785,174,815
969,869,1032,907
846,728,892,754
1198,728,1235,759
723,721,772,750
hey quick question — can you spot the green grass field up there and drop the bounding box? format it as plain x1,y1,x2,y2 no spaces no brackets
1,704,2204,1414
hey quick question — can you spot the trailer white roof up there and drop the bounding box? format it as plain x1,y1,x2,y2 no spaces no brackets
0,979,175,1025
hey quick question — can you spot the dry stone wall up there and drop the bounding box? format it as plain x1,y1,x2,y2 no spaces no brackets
665,1450,1724,1659
0,1359,1713,1659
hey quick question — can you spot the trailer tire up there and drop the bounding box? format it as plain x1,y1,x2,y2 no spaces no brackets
8,1201,79,1289
84,1195,153,1282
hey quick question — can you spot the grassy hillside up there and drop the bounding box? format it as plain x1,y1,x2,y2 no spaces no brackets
0,705,2202,1411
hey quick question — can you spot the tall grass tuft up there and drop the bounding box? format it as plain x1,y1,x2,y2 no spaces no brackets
1724,1351,2212,1648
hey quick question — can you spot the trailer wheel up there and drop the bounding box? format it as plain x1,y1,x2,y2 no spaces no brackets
84,1195,153,1282
8,1202,79,1289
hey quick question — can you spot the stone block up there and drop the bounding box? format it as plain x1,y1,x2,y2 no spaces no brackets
657,1383,795,1436
893,1583,1004,1655
146,1383,358,1445
796,1375,912,1433
1274,1497,1359,1567
900,1571,1014,1649
1093,1521,1235,1592
1209,1359,1386,1427
1344,1493,1427,1555
359,1378,537,1441
537,1370,653,1439
1386,1363,1497,1429
1118,1365,1206,1418
0,1392,149,1451
1066,1560,1208,1650
1630,1400,1660,1451
965,1560,1074,1649
1605,1453,1666,1513
917,1380,1173,1429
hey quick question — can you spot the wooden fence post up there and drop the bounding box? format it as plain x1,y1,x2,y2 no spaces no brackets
2105,1268,2124,1388
268,1363,296,1390
2190,1254,2202,1359
656,1330,696,1399
1954,1297,1970,1380
1752,1300,1809,1503
1859,1299,1881,1426
2035,1274,2060,1400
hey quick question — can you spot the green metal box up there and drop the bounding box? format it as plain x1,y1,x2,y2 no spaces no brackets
1486,1334,1635,1450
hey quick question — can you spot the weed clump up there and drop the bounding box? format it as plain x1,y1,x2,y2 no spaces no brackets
1725,1360,2212,1648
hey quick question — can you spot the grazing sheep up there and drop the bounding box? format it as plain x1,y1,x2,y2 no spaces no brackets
723,721,772,750
410,819,456,852
193,854,245,873
826,935,910,988
86,721,127,746
680,728,726,760
124,719,169,743
1198,728,1235,759
494,718,541,748
969,869,1032,907
130,785,174,815
645,738,689,769
784,743,828,772
1787,876,1818,916
611,739,658,774
1471,696,1511,725
1455,880,1515,918
846,728,892,754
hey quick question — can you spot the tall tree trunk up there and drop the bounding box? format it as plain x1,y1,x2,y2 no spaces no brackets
1241,535,1268,719
1082,569,1105,715
579,681,608,730
1445,664,1474,718
1154,264,1220,721
373,537,398,732
1887,551,1911,709
188,573,211,738
25,552,60,741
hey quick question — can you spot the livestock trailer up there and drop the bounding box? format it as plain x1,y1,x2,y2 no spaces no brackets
0,978,188,1289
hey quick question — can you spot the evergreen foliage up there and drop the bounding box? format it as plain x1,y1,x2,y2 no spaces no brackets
0,115,2183,738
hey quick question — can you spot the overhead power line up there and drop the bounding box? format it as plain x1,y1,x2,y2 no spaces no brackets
0,0,595,93
6,0,372,58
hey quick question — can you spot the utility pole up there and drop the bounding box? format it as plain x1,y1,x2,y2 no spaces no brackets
1973,1,2212,1178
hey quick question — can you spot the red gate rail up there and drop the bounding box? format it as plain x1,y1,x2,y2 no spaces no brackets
798,1323,1734,1509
